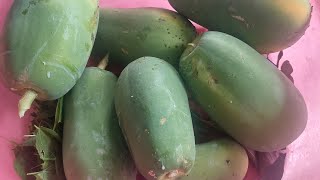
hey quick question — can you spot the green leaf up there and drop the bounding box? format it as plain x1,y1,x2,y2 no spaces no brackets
35,127,58,161
28,150,66,180
13,99,66,180
33,126,66,180
13,143,42,180
39,127,62,143
53,97,63,131
27,162,57,180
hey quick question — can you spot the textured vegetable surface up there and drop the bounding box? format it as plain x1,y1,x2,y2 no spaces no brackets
0,0,99,117
63,67,136,180
179,138,248,180
179,31,308,152
115,57,195,180
92,7,197,67
169,0,312,53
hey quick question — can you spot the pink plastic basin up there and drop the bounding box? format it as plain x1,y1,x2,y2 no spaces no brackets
0,0,319,179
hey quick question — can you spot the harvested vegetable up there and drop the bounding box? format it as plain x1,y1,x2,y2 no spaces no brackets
179,31,308,152
62,57,137,180
1,0,99,117
92,7,197,67
179,138,249,180
115,57,196,180
169,0,312,53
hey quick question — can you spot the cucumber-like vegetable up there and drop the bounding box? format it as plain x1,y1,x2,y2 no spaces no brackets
169,0,312,53
115,57,196,180
0,0,99,117
63,65,137,180
179,31,308,152
92,7,197,67
180,138,248,180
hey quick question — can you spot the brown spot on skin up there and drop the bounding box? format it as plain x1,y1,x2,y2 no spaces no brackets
88,9,99,32
160,118,167,125
121,48,129,55
91,33,95,42
226,159,231,166
85,43,90,52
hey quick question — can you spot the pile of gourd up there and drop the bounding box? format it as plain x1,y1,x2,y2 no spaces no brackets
1,0,311,180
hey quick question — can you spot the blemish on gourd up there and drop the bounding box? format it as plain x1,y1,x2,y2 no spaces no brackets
158,18,166,22
96,148,106,155
231,15,250,28
89,33,94,43
22,9,28,15
121,48,129,55
87,9,98,32
85,43,90,52
160,118,167,125
226,159,231,166
47,71,51,78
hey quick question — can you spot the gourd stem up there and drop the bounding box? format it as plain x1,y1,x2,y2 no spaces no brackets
97,53,110,70
18,90,38,118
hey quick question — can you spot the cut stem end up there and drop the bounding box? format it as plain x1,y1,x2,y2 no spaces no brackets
18,90,38,118
97,53,110,70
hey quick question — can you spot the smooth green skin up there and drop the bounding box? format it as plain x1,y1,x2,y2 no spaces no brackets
62,68,137,180
179,138,248,180
115,57,195,180
92,7,197,67
1,0,98,100
179,31,308,152
169,0,311,53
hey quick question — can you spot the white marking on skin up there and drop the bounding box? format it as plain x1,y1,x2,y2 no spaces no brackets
27,18,63,73
45,62,77,81
96,148,106,155
231,15,250,28
47,71,51,78
160,118,167,125
29,41,48,70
